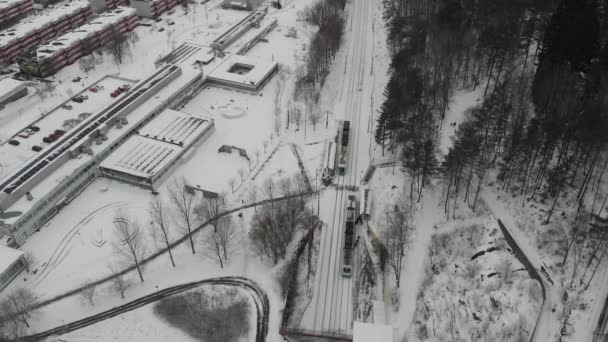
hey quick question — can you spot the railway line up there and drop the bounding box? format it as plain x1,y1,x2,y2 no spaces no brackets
299,0,374,336
18,277,269,342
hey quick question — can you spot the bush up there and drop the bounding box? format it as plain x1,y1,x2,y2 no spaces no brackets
154,287,250,342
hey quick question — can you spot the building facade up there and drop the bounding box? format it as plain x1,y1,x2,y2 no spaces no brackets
222,0,264,11
129,0,178,18
17,7,138,78
0,1,93,64
0,0,33,28
0,245,25,292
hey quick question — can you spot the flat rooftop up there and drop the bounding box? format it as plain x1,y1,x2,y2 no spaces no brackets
225,16,277,55
353,322,393,342
0,245,22,274
0,0,27,11
208,54,278,88
32,7,136,61
0,77,25,99
100,109,212,180
0,1,90,49
0,75,136,184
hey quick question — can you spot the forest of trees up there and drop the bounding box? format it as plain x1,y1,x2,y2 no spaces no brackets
377,0,608,215
377,0,608,292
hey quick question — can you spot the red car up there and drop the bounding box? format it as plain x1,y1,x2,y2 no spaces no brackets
89,87,98,93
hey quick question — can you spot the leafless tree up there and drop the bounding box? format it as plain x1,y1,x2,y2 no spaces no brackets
197,193,226,233
291,105,303,130
207,215,239,264
22,252,36,273
255,149,261,166
263,177,276,212
169,178,199,254
113,211,146,283
384,192,412,287
310,110,321,131
2,288,37,329
80,281,96,306
237,168,247,183
279,176,292,197
250,201,316,264
263,140,269,153
106,28,130,65
108,266,132,299
248,185,259,212
149,197,176,267
228,177,237,194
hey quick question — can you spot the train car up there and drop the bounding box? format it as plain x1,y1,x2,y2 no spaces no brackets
337,120,350,175
321,140,336,185
342,195,356,277
359,185,371,221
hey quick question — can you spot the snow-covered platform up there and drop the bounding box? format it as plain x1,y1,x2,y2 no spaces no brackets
0,77,27,107
207,54,277,93
100,109,214,189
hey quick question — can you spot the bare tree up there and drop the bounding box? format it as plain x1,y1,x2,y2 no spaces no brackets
198,193,226,233
22,252,36,273
2,288,37,329
149,197,176,267
79,281,96,306
248,185,259,212
113,211,146,283
384,192,411,287
169,178,199,254
279,176,292,197
237,168,247,183
228,177,237,194
263,140,269,153
106,28,130,65
108,266,132,299
309,110,321,131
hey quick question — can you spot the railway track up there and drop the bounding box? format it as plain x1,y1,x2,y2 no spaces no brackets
18,277,269,342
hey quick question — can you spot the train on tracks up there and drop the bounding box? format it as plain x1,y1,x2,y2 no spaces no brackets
321,140,336,185
342,195,356,277
337,120,350,175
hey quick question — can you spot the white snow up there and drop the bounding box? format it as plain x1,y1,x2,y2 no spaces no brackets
353,321,393,342
0,77,25,102
438,86,483,155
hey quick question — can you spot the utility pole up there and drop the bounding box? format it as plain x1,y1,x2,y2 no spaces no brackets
316,169,320,217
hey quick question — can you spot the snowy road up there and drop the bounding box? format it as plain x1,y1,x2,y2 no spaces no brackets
299,0,374,335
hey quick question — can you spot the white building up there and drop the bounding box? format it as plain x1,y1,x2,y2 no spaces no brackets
0,78,27,107
100,109,214,189
0,245,25,292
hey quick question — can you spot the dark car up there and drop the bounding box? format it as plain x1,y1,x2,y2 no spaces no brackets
54,129,66,135
32,145,43,152
8,140,19,146
29,125,40,132
72,97,84,103
42,136,51,143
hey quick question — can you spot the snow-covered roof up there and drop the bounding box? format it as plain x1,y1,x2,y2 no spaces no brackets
100,109,213,179
0,245,23,274
0,1,90,49
208,54,277,88
0,0,27,11
32,7,136,61
0,78,26,101
353,322,394,342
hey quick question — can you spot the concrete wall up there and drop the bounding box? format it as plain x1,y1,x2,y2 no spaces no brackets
0,86,27,107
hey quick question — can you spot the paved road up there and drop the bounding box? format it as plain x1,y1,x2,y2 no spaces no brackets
299,0,374,335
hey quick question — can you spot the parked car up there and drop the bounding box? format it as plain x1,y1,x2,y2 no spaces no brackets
167,20,175,25
32,145,43,152
29,125,40,132
18,132,29,138
42,137,51,143
158,27,165,32
49,133,60,140
8,140,19,146
89,87,99,93
155,17,162,22
79,95,88,100
72,77,81,82
72,97,84,103
54,129,66,135
61,104,73,110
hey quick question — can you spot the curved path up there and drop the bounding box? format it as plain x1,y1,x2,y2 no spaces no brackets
19,277,269,342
